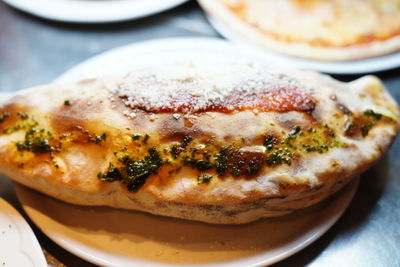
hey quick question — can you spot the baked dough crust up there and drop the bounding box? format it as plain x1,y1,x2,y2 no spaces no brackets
0,63,398,224
198,0,400,61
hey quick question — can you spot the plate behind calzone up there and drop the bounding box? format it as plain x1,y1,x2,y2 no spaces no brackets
0,62,398,224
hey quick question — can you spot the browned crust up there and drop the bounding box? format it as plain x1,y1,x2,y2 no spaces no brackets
0,69,398,224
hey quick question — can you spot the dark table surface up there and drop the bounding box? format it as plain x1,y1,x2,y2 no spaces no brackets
0,1,400,266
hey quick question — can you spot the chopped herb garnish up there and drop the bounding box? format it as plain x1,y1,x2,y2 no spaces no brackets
303,143,328,153
16,127,54,153
264,134,278,151
171,145,184,159
181,135,193,147
284,126,302,143
198,174,213,183
98,163,122,182
364,109,382,120
360,122,374,137
117,147,163,192
17,112,28,120
170,136,193,159
266,148,292,165
89,133,107,144
246,161,261,175
143,134,150,144
215,146,232,176
183,157,213,171
132,134,141,141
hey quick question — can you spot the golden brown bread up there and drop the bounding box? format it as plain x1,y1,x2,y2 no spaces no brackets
0,62,398,223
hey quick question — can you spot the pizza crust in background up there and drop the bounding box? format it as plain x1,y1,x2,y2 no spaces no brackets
198,0,400,61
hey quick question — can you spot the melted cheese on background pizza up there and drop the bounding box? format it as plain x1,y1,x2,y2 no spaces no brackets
221,0,400,47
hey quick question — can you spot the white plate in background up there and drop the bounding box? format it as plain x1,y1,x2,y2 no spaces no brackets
0,198,47,267
208,16,400,74
1,0,189,23
56,37,286,83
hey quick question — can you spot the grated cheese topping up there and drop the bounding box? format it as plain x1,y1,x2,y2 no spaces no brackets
112,62,315,114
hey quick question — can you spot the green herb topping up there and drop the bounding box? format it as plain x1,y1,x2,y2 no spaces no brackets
17,112,28,120
344,109,394,138
16,127,55,153
198,174,213,183
364,109,382,120
88,133,107,144
132,134,141,141
98,147,163,192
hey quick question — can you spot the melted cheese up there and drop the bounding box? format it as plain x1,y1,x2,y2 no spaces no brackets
221,0,400,47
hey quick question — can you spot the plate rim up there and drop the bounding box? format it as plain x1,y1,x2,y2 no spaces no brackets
207,15,400,74
0,198,47,267
1,0,189,23
55,37,273,82
15,179,360,267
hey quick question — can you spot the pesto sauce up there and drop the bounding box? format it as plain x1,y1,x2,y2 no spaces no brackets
266,148,292,165
345,109,393,138
16,127,54,153
171,135,193,159
198,174,213,183
97,163,122,182
88,133,107,144
143,134,150,144
100,124,347,192
98,147,163,192
360,122,374,137
17,112,28,120
214,146,232,176
183,156,213,171
364,109,382,120
131,133,150,144
359,109,383,136
263,134,277,151
132,133,141,141
3,108,392,193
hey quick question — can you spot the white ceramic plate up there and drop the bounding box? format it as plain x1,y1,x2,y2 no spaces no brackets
0,198,47,267
56,37,287,83
1,0,189,23
207,16,400,74
16,179,358,267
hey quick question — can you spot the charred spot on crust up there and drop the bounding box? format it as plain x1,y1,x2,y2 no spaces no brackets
64,100,72,106
51,97,105,133
0,112,10,123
